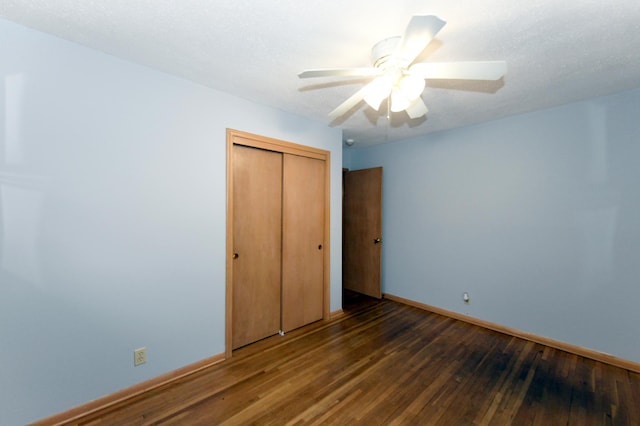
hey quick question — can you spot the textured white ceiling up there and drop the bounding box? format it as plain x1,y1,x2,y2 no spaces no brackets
1,0,639,146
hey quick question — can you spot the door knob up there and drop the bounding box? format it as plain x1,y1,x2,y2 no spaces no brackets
232,252,239,259
374,238,381,244
318,244,323,250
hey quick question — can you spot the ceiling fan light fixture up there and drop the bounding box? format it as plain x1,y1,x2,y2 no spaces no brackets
390,88,411,112
398,75,425,101
363,76,393,110
388,75,425,112
298,15,506,121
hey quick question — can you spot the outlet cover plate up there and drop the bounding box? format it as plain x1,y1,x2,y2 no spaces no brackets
134,347,147,366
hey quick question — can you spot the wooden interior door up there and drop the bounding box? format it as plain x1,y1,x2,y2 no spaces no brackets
232,144,283,349
282,154,325,332
343,167,383,298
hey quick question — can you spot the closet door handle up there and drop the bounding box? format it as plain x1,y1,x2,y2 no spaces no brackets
374,238,381,244
318,244,323,250
232,252,239,259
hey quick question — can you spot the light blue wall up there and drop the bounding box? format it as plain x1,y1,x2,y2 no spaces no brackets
0,19,342,425
346,88,640,364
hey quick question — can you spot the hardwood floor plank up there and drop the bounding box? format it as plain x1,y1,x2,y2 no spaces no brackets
49,296,640,425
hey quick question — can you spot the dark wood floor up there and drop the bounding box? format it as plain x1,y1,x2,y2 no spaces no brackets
69,294,640,425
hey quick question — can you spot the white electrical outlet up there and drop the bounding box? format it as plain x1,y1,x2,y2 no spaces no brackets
134,347,147,366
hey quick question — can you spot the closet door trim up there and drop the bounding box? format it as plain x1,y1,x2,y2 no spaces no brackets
225,129,331,359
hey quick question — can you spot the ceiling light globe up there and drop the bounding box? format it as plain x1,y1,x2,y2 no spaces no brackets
390,89,410,112
399,75,425,101
364,76,393,110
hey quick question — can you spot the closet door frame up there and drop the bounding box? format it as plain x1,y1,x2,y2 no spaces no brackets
225,129,331,358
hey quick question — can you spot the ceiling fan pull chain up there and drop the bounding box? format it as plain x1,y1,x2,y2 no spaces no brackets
386,95,391,121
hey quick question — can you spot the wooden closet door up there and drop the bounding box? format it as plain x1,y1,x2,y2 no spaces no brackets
232,145,282,349
282,154,325,332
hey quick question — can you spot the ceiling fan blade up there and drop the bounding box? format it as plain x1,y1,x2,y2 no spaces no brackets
410,61,507,80
405,97,428,119
298,67,382,79
328,80,380,119
394,15,446,67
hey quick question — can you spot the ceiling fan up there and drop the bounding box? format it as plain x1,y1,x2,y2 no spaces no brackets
298,15,507,120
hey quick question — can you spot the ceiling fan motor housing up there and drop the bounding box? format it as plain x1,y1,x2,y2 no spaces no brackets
371,36,401,68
